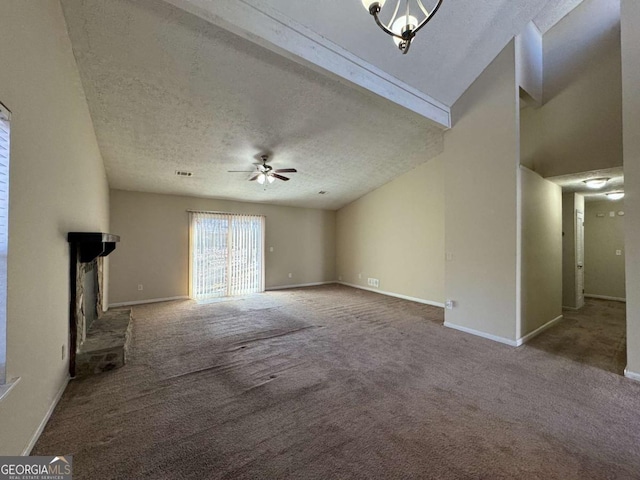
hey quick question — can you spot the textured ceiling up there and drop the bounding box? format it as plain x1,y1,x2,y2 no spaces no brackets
547,167,624,202
533,0,586,33
251,0,579,107
61,0,586,210
61,0,444,210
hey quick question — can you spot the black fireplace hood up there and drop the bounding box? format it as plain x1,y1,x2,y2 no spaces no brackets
68,232,120,263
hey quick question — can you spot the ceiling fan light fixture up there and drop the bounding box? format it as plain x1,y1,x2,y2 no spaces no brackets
606,191,624,200
267,175,275,184
584,178,609,189
257,173,266,185
363,0,444,54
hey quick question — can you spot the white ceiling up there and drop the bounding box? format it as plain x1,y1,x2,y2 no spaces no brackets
61,0,444,210
547,166,624,202
61,0,586,210
533,0,586,33
250,0,580,106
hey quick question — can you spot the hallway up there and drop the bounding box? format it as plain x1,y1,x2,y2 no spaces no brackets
529,298,627,374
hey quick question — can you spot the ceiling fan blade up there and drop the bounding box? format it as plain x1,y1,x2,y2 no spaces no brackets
249,174,261,181
272,173,290,181
274,168,297,173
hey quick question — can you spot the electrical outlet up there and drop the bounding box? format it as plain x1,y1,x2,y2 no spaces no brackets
62,344,66,360
616,250,623,256
445,252,453,261
269,246,274,252
338,275,342,281
358,273,362,279
288,273,293,278
368,278,379,288
445,300,454,310
138,284,143,291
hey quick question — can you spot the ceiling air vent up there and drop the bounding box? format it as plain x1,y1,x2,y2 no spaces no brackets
175,170,193,177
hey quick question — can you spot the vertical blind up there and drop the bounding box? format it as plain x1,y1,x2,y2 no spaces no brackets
189,211,265,300
0,105,9,384
0,112,9,255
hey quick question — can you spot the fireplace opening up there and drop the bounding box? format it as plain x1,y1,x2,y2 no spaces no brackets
83,261,99,333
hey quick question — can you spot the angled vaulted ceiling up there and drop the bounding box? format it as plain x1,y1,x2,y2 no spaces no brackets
237,0,558,107
61,0,587,210
61,0,444,210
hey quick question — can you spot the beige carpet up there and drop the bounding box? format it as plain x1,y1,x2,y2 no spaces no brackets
34,286,640,479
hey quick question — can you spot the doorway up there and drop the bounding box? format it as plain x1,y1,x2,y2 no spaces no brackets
576,210,585,308
189,211,265,301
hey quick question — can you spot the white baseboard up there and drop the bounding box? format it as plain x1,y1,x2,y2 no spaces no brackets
624,368,640,382
266,281,336,291
338,282,445,308
0,376,21,402
109,296,190,308
443,322,517,346
516,315,563,346
585,294,626,302
22,376,69,456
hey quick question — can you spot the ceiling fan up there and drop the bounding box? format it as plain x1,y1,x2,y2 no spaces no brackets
228,154,297,184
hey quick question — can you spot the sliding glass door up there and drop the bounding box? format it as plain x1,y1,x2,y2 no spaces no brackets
189,212,265,300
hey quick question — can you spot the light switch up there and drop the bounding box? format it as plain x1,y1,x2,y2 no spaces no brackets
616,250,623,256
610,211,616,217
269,246,274,252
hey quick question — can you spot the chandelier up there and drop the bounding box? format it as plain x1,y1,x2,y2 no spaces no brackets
361,0,443,54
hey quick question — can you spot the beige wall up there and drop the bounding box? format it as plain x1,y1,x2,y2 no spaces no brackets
562,193,584,308
584,200,625,300
622,0,640,377
109,190,335,304
520,167,562,337
520,0,622,177
0,1,110,455
445,41,520,342
336,157,444,305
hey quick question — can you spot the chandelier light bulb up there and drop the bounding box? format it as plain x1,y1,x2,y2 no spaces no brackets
362,0,386,12
392,15,418,35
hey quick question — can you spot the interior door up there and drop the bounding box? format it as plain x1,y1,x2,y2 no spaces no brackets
576,210,585,308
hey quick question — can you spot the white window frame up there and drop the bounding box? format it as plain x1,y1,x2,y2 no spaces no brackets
0,101,11,388
189,211,265,301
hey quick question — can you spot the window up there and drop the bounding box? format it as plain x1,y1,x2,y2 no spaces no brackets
189,211,265,301
0,102,10,385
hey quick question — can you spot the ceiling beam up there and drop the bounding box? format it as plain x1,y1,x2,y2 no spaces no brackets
162,0,451,128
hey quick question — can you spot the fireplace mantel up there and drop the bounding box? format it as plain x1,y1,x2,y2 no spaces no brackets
68,232,120,263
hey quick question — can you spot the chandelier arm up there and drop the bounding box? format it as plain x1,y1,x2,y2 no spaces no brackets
383,0,403,31
416,0,430,17
412,0,443,35
373,10,404,39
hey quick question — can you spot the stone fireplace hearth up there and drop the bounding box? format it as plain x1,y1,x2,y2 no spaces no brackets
68,232,130,377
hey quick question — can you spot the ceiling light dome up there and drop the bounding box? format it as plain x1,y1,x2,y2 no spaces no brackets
606,191,624,200
362,0,444,54
584,178,610,189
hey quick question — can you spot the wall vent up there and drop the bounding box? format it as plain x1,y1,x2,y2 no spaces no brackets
176,171,193,177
